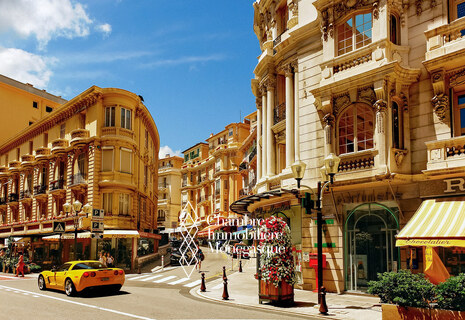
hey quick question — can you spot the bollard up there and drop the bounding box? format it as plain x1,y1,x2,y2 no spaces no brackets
200,272,206,292
319,286,329,315
161,255,164,270
239,260,243,273
222,266,227,279
222,277,229,300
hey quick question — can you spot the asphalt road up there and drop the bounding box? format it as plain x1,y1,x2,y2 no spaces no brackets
0,251,316,320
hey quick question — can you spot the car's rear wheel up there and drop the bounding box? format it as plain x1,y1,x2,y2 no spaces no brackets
65,278,76,296
38,275,46,291
112,284,122,293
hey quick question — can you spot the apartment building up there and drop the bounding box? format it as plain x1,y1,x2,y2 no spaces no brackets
0,80,160,271
232,0,465,293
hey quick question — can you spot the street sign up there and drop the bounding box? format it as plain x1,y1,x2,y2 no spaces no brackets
92,209,104,220
91,233,103,239
91,221,104,233
53,221,66,233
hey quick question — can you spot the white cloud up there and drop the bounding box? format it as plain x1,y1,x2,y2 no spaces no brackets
141,54,226,68
159,146,182,159
0,47,54,88
0,0,92,49
96,23,112,38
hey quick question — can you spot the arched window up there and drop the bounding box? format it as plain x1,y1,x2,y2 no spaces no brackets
337,12,372,56
392,102,403,148
338,104,374,154
390,14,400,45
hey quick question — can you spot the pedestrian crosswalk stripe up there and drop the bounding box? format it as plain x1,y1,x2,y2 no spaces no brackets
153,276,176,283
168,277,189,285
128,274,154,281
140,275,163,281
153,266,176,273
183,279,201,287
126,273,151,279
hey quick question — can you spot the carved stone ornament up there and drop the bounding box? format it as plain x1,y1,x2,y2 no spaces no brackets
321,0,379,41
263,75,276,90
358,87,377,106
374,99,387,113
431,94,449,121
415,0,423,16
333,94,351,115
450,68,465,87
394,149,408,167
289,0,298,17
399,92,409,112
323,113,335,126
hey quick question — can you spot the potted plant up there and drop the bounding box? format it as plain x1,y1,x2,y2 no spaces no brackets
257,216,296,305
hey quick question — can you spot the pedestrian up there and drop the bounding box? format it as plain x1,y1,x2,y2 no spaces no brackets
106,252,114,268
99,251,107,267
196,244,204,272
15,252,25,277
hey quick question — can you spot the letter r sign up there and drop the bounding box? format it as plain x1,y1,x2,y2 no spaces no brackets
444,178,465,193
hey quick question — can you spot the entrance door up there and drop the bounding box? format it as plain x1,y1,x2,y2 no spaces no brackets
345,203,398,292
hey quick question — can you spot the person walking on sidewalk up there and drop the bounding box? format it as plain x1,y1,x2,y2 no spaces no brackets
196,243,204,272
15,252,25,277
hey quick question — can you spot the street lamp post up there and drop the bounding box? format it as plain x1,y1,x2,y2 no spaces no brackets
292,153,340,314
63,200,83,260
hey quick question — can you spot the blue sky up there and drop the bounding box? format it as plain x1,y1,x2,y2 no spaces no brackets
0,0,259,157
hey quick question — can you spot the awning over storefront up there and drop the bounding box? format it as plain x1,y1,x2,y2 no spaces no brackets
230,189,298,215
396,199,465,247
42,230,142,241
197,224,223,237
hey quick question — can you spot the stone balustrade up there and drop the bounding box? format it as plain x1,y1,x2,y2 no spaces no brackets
338,150,376,173
425,17,465,57
425,136,465,171
51,138,69,154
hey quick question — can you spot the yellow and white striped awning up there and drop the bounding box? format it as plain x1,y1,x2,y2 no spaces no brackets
396,199,465,247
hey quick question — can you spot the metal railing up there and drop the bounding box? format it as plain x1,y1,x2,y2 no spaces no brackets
71,173,87,185
158,164,173,170
19,190,32,199
34,185,47,195
274,102,286,124
0,197,6,205
8,193,18,202
50,179,64,191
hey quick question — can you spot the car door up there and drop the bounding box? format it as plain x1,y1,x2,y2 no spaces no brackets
54,263,72,289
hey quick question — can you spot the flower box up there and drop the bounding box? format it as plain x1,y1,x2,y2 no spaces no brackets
382,304,465,320
259,279,294,305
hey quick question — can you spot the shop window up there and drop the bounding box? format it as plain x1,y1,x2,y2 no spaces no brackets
103,193,112,215
119,193,130,216
121,107,132,130
338,104,374,154
390,14,400,45
453,91,465,136
120,148,132,174
392,102,404,148
102,147,114,172
337,12,372,56
105,107,115,127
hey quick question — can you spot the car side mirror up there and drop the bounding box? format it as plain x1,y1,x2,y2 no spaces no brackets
51,267,57,272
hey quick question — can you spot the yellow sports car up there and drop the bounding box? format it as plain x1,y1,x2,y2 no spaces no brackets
37,260,125,296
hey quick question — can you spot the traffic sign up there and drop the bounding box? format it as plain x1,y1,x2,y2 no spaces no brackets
91,221,104,233
91,233,103,239
92,209,104,220
53,221,66,233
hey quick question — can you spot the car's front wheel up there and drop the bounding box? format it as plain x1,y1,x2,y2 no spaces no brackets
38,275,46,291
65,278,76,296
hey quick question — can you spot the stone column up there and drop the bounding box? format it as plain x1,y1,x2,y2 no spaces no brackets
256,97,262,181
375,100,388,169
266,76,276,176
323,114,335,157
284,65,295,167
261,85,267,178
291,61,300,161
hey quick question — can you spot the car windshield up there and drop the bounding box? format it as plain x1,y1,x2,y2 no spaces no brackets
72,262,106,270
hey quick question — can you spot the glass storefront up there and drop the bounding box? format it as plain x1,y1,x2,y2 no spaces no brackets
138,237,155,256
97,238,133,269
345,203,399,291
438,247,465,276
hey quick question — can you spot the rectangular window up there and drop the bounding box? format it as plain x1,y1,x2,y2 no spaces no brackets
77,153,86,175
46,106,53,113
144,165,148,185
16,148,20,161
60,123,65,139
43,133,48,147
105,107,115,127
229,128,234,136
33,101,38,109
454,93,465,136
103,193,112,216
119,194,130,216
29,141,33,155
120,148,132,173
102,148,114,172
121,108,132,130
337,12,372,55
224,179,228,190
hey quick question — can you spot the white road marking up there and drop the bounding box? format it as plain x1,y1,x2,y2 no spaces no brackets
127,274,154,281
183,279,201,288
153,267,176,273
211,283,224,290
125,273,151,279
153,276,176,283
140,275,163,281
167,277,189,285
0,285,156,320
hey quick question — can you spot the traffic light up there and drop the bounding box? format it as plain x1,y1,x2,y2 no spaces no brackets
302,192,314,214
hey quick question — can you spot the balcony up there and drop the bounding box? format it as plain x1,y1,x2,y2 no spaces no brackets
425,17,465,66
70,173,87,186
425,136,465,174
51,139,68,154
34,185,47,196
101,127,134,140
159,164,173,170
334,149,380,182
157,216,166,222
239,188,249,199
8,193,18,203
21,155,35,167
19,190,32,200
8,161,21,173
70,129,90,146
273,103,286,125
50,179,65,191
35,147,51,161
0,197,6,205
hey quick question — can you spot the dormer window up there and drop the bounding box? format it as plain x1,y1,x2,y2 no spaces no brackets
337,12,372,56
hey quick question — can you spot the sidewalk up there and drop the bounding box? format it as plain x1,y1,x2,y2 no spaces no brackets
191,259,382,320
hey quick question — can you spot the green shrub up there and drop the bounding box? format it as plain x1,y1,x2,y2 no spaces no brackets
435,273,465,311
367,270,435,308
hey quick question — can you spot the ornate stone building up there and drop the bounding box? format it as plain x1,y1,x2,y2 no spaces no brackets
0,81,160,271
234,0,465,293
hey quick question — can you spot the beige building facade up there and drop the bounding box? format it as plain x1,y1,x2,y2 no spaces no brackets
0,79,160,271
235,0,465,293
